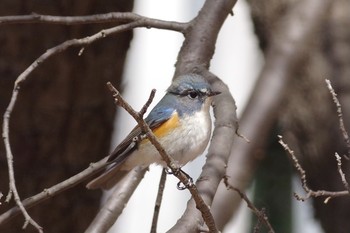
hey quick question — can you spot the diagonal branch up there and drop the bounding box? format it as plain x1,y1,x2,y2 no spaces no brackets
223,177,275,233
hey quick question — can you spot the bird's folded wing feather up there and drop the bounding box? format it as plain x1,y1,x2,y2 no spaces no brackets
106,107,175,166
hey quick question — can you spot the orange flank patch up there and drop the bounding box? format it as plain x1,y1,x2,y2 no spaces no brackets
153,113,180,138
139,113,180,145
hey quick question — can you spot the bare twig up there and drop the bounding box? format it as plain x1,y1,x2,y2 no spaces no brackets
223,177,275,233
150,169,167,233
334,153,350,193
278,136,310,194
0,12,187,32
325,79,350,159
106,82,218,233
3,92,43,232
278,135,349,202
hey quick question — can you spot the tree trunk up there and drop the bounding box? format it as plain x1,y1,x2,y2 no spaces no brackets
0,1,133,232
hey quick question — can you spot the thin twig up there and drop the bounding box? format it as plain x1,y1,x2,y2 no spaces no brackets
3,93,43,232
278,136,310,193
325,79,350,159
139,89,157,116
150,169,167,233
106,82,218,233
0,12,187,32
334,153,350,193
278,135,349,202
223,177,275,233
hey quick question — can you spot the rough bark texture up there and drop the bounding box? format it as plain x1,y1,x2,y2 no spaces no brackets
0,1,133,232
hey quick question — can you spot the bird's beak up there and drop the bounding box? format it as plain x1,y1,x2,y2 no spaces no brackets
208,90,221,97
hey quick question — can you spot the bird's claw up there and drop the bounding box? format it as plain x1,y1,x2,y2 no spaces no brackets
177,177,194,190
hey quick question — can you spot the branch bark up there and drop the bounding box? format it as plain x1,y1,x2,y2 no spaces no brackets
0,12,187,31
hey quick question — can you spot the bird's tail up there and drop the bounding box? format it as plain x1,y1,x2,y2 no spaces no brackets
86,166,129,190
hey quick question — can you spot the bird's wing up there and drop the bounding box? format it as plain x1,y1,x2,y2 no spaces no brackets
106,106,175,165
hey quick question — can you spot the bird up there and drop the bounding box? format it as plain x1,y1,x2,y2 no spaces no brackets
86,74,220,190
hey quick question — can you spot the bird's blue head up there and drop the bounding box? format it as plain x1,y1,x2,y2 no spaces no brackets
165,74,220,116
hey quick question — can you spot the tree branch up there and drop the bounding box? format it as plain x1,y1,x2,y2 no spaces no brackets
0,12,187,32
334,153,350,193
223,177,275,233
175,1,237,75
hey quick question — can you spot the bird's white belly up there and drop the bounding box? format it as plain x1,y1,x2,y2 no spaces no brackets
121,110,212,170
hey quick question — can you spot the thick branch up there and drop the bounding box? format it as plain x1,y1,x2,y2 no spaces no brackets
175,1,237,75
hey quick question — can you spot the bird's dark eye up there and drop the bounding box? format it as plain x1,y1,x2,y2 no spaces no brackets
188,90,198,99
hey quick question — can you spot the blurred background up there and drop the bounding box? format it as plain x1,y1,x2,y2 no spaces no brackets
0,0,349,232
